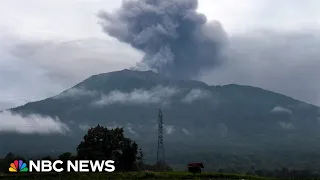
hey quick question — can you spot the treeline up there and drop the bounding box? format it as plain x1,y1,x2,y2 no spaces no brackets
168,148,320,176
0,125,172,173
215,167,319,179
2,124,318,178
253,167,320,179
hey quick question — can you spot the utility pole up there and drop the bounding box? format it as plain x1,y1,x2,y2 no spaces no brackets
156,109,165,171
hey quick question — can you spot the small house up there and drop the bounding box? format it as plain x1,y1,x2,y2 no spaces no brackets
187,162,204,173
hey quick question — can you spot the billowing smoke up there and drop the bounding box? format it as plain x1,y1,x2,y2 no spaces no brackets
98,0,227,79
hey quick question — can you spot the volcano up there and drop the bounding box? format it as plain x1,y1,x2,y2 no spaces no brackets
2,69,320,170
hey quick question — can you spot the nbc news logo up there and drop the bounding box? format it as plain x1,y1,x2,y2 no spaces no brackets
9,160,28,172
9,159,115,173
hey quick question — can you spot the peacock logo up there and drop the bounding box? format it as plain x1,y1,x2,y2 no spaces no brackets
9,160,28,172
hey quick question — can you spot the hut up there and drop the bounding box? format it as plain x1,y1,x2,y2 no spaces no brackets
187,162,204,173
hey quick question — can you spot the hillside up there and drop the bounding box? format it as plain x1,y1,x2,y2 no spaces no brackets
2,69,320,170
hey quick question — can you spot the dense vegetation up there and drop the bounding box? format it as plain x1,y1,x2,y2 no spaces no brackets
0,172,282,180
0,170,319,179
0,125,171,174
0,125,319,179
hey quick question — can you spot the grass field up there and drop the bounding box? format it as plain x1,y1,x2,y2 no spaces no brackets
0,172,285,180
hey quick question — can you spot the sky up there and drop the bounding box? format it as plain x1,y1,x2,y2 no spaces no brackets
1,0,320,112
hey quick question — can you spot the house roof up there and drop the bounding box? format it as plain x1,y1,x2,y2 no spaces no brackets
187,162,204,168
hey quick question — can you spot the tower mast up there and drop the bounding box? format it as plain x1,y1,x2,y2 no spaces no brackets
156,109,165,171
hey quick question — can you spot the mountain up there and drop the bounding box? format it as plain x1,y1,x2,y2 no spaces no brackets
2,69,320,170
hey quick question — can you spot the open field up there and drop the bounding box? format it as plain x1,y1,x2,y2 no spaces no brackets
0,172,285,180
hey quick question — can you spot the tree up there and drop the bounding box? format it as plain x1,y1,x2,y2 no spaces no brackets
137,148,144,171
0,153,16,173
57,152,75,172
4,152,15,162
76,124,140,171
118,139,138,171
1,153,27,173
58,152,73,161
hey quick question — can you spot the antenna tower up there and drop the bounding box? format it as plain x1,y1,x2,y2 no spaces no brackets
156,109,165,171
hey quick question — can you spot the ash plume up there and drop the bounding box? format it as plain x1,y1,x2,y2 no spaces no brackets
98,0,228,79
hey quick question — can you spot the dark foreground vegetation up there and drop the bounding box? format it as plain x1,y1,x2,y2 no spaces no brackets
0,125,171,173
0,125,319,179
0,171,290,180
1,168,320,180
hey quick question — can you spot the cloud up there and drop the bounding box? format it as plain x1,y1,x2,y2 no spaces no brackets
278,121,294,130
0,110,69,134
126,127,139,136
199,0,320,34
5,37,142,87
52,88,98,99
1,0,320,39
271,106,292,114
0,37,66,109
93,86,179,106
181,88,211,103
182,128,192,136
164,125,175,135
0,36,142,109
202,30,320,106
0,0,121,40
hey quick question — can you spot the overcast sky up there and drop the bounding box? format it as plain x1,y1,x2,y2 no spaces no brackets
1,0,320,110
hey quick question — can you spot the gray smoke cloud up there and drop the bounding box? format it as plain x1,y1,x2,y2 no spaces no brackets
98,0,228,79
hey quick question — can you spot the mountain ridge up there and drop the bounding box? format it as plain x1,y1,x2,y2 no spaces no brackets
15,69,316,110
1,69,320,170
